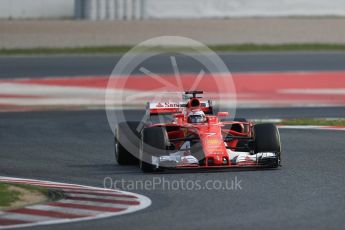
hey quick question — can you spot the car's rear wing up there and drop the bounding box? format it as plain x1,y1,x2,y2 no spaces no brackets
147,102,181,115
147,101,213,115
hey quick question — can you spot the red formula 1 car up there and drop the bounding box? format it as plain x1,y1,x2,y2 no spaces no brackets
114,91,281,172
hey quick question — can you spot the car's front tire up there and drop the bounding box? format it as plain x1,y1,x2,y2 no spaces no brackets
139,127,169,172
253,123,281,168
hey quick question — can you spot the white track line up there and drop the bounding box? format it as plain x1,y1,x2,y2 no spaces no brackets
0,214,58,222
63,193,138,201
61,189,124,195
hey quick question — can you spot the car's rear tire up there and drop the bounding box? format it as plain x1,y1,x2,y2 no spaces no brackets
139,127,169,172
253,123,281,167
115,121,141,165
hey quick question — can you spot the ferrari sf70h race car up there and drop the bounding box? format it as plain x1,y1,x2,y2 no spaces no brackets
114,91,281,172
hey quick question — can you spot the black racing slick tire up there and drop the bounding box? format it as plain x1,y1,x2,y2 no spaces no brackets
114,121,141,165
253,123,281,167
139,127,169,172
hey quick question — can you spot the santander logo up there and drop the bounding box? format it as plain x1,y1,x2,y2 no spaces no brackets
156,102,164,107
155,102,179,108
164,102,179,107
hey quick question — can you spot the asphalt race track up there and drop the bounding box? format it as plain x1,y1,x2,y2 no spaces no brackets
1,52,345,230
1,52,345,78
1,109,345,230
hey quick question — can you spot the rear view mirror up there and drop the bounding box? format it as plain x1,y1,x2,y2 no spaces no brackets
217,112,229,117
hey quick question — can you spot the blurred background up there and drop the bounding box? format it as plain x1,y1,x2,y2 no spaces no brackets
0,0,344,110
1,0,345,48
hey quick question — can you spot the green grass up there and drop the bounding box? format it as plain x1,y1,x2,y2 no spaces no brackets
210,44,345,52
0,46,132,55
0,182,50,209
0,183,20,207
12,183,50,197
1,43,345,55
279,118,345,126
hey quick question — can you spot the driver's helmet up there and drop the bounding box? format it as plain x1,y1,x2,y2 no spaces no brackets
187,110,206,123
